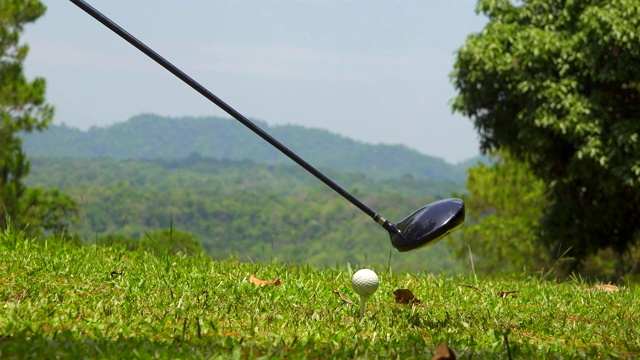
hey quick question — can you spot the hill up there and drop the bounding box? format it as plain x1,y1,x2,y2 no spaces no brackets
20,114,474,272
26,155,464,272
21,114,468,182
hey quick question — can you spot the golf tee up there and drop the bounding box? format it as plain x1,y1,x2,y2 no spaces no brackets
359,295,367,316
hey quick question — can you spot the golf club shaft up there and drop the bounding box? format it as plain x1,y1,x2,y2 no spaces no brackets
70,0,399,234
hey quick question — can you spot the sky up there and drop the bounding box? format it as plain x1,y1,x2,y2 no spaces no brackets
23,1,487,164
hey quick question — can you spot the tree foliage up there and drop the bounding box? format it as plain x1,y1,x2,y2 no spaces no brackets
450,152,551,274
0,0,78,234
26,155,463,273
452,0,640,270
21,114,468,182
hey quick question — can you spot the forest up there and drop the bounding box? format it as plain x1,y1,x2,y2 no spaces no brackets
21,114,471,182
25,154,467,273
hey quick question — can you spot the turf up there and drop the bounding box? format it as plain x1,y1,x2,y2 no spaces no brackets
1,232,639,359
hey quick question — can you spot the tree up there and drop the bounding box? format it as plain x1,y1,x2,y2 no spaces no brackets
451,0,640,272
449,152,551,274
1,0,78,234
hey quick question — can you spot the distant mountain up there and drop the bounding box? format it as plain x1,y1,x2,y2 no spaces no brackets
455,154,493,169
22,114,470,183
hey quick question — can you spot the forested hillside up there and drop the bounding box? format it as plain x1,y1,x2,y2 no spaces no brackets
26,156,465,272
21,114,469,182
21,114,474,272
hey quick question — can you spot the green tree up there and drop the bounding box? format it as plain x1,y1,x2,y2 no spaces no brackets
452,0,640,272
449,152,550,274
1,0,78,234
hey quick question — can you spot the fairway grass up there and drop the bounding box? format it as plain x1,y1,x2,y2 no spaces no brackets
1,233,639,359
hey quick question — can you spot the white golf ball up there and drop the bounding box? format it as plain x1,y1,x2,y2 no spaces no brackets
351,269,379,297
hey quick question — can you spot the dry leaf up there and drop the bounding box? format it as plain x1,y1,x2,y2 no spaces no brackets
498,290,517,298
431,342,456,360
393,289,421,304
589,284,619,292
333,290,353,304
249,274,281,287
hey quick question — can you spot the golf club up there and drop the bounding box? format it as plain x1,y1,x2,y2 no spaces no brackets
69,0,464,252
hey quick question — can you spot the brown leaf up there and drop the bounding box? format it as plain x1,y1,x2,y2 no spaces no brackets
249,274,281,287
333,289,353,304
431,342,456,360
393,288,421,304
498,290,517,298
589,284,619,292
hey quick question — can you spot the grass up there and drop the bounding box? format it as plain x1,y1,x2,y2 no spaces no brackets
1,231,639,359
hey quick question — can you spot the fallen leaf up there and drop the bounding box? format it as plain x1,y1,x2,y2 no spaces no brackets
249,274,281,287
589,284,619,292
498,290,517,298
333,290,353,304
393,289,421,304
431,342,456,360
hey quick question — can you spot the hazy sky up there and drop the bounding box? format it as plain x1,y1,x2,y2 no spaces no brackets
23,1,487,164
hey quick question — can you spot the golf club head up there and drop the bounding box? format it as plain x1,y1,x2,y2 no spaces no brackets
390,198,465,252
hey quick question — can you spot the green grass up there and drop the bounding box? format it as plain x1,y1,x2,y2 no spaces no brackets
1,231,639,359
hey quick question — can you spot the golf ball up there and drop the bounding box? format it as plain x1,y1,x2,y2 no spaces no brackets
351,269,379,297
